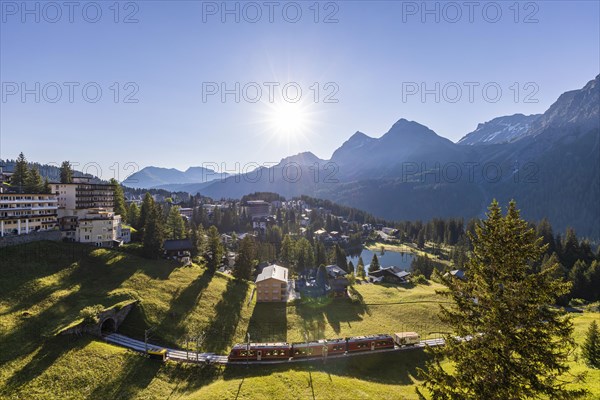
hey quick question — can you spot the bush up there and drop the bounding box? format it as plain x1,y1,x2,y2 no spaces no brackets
79,304,104,324
412,274,427,285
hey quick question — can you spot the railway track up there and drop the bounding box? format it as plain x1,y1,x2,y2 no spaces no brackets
104,333,445,365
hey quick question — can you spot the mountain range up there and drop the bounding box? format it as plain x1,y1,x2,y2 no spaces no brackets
127,75,600,238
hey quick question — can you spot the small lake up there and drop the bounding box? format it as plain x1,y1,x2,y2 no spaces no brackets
347,248,414,273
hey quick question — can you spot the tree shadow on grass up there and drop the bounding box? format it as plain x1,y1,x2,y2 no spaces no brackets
203,279,249,353
138,268,216,346
246,303,288,343
222,348,433,386
294,292,369,337
87,352,163,400
2,335,88,394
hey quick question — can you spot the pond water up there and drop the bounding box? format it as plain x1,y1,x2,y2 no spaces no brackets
347,248,414,273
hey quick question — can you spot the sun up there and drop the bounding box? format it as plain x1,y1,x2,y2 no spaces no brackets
267,102,309,136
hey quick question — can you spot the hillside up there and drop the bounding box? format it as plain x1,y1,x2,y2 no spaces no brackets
1,242,598,399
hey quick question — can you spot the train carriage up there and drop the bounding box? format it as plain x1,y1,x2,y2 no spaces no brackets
324,338,347,355
346,334,394,353
394,332,420,346
228,342,291,361
291,340,327,358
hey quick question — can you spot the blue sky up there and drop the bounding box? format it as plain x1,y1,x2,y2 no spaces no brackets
1,0,598,180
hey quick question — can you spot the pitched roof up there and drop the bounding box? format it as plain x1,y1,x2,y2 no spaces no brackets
325,265,347,278
163,239,193,251
256,264,288,283
369,266,411,280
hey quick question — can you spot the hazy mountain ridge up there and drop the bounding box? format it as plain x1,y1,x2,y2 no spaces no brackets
123,166,228,189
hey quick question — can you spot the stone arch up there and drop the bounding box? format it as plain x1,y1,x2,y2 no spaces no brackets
100,317,117,334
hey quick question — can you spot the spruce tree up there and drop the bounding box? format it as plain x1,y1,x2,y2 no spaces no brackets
142,204,164,259
11,152,29,192
43,177,52,194
418,200,585,399
281,234,295,268
357,256,366,279
128,202,140,229
234,235,256,280
582,320,600,368
110,178,128,221
335,244,348,272
139,193,154,239
369,254,380,273
24,166,43,193
166,206,186,239
59,161,73,184
207,225,223,272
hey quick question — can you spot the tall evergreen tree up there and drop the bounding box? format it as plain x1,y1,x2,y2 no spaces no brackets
316,264,328,289
12,152,29,192
334,244,348,272
166,206,186,240
59,161,73,184
206,225,224,272
582,320,600,369
357,256,366,279
234,235,256,280
142,204,164,259
369,254,380,274
139,193,154,239
43,177,52,194
280,234,295,268
127,202,140,229
24,166,43,193
418,200,584,399
110,178,128,221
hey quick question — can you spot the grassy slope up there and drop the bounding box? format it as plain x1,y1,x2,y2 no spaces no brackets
0,242,598,399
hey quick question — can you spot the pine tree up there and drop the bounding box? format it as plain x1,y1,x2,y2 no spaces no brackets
43,177,52,194
316,264,328,289
207,225,223,272
357,256,366,279
24,166,43,193
59,161,73,184
110,178,128,221
142,204,164,259
418,200,585,399
348,260,355,276
335,244,348,272
128,202,140,229
281,234,295,268
166,206,186,240
190,223,205,259
295,238,314,276
582,320,600,368
369,254,380,274
139,193,154,239
11,152,29,192
235,235,256,280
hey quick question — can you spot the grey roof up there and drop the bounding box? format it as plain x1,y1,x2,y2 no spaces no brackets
163,239,193,251
369,266,411,280
325,265,346,278
256,264,288,283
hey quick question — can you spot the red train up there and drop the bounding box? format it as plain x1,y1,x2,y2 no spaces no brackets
228,333,416,362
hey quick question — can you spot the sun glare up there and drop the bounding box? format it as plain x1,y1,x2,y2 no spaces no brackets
267,102,310,136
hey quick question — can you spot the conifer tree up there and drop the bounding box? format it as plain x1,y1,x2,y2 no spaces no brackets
142,204,164,259
582,320,600,369
235,235,256,280
12,152,29,192
369,254,380,273
59,161,73,184
110,178,128,221
357,256,366,279
206,225,223,272
24,166,43,193
166,206,186,239
418,200,585,399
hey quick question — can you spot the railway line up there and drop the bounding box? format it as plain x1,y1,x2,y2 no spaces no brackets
104,333,445,365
